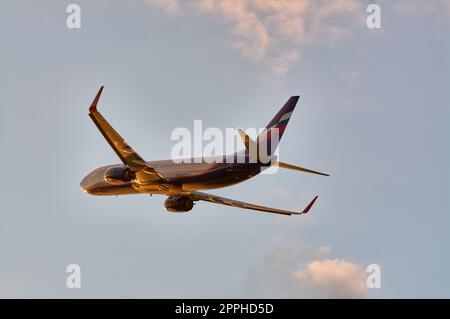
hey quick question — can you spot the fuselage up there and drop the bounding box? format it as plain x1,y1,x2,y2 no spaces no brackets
80,154,274,196
80,89,322,215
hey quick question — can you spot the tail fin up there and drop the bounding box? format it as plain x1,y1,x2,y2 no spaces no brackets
257,96,299,156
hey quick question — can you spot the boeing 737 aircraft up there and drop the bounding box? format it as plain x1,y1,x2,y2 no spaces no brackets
80,87,328,215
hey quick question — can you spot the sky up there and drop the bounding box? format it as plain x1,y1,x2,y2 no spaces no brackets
1,0,449,298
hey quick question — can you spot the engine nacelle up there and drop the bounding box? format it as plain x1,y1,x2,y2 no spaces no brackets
104,166,133,185
164,196,194,213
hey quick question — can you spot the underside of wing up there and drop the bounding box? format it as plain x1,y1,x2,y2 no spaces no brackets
88,86,164,182
188,191,318,216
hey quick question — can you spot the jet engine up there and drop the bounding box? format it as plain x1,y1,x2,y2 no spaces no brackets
164,196,194,212
104,166,133,185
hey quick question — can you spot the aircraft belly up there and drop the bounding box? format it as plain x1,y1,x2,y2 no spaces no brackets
85,183,139,196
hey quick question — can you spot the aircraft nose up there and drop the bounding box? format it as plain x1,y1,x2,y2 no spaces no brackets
80,166,109,195
80,173,100,195
80,175,93,194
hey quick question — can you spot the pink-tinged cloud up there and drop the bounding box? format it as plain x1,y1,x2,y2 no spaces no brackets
247,243,369,298
293,259,366,298
146,0,364,77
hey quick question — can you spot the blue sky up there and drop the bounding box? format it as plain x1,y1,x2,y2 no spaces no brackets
1,0,449,298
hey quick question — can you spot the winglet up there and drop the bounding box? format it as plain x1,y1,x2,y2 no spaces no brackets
89,86,104,113
299,196,318,215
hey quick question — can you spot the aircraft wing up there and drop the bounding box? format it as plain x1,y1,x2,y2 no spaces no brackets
88,86,164,181
188,191,318,216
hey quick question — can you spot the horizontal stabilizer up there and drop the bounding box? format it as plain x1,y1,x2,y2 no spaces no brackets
276,161,329,176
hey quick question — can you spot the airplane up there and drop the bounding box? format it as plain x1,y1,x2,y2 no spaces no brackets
80,86,329,216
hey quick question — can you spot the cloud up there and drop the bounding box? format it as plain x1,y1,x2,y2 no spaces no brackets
293,259,366,298
317,245,331,255
146,1,450,77
247,242,368,298
146,0,180,15
145,0,364,77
